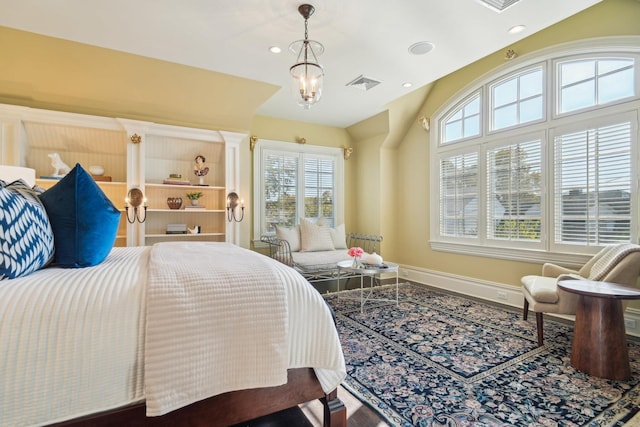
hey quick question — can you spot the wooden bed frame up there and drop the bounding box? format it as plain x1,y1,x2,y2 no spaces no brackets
53,368,346,427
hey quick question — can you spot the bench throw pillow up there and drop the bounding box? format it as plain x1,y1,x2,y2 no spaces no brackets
39,164,120,268
314,217,348,250
275,224,301,252
0,179,55,279
329,223,348,249
300,218,335,252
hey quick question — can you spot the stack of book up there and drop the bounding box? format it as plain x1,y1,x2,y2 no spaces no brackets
162,178,191,185
166,224,187,234
184,205,206,210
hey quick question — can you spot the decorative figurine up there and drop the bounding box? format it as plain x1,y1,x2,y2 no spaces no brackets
193,154,209,185
48,153,71,177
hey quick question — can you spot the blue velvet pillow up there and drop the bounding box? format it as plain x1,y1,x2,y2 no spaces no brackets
0,179,55,279
39,164,120,268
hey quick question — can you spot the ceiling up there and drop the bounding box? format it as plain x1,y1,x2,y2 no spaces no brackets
0,0,602,128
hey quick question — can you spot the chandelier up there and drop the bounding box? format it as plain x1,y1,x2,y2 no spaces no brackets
289,4,324,109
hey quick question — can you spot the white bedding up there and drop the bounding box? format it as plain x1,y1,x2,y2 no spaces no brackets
0,242,346,426
0,246,149,427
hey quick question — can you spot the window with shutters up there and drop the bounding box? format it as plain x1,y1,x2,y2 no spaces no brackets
486,137,542,244
253,139,344,241
439,151,479,238
431,39,640,260
552,117,634,250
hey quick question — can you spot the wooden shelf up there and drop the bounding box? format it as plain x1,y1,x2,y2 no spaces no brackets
146,232,225,238
1,103,245,247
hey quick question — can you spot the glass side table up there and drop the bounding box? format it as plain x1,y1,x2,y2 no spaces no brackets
337,260,399,313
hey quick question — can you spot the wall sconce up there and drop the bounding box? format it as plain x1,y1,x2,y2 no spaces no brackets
226,191,245,222
125,188,147,223
418,116,430,132
344,147,353,160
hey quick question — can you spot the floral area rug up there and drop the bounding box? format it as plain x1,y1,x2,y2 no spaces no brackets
324,283,640,426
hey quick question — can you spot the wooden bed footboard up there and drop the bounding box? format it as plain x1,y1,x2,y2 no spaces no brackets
51,368,346,427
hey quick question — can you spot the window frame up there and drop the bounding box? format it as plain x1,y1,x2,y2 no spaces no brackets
440,90,483,145
430,37,640,264
553,53,638,119
484,131,546,250
548,111,638,255
252,139,344,244
487,63,547,133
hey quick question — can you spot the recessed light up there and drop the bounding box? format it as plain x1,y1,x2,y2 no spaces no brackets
408,41,435,55
402,82,413,88
269,46,282,54
508,25,526,34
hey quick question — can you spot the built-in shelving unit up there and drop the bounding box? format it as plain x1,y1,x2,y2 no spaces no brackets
0,103,245,246
141,128,228,245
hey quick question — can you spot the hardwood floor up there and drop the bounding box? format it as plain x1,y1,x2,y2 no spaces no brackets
300,386,389,427
231,385,386,427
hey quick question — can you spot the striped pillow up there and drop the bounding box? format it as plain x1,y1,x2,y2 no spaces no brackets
0,179,55,279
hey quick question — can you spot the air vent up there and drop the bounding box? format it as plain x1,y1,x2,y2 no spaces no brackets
346,75,382,91
476,0,521,12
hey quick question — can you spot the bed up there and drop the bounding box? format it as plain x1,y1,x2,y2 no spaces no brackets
0,166,347,427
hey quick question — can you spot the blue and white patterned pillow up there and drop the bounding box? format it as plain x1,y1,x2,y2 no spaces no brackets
0,179,55,280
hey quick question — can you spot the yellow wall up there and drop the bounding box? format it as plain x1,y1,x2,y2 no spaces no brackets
1,0,639,292
391,0,640,289
0,26,354,249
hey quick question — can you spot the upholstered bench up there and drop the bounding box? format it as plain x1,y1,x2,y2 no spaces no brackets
261,219,382,285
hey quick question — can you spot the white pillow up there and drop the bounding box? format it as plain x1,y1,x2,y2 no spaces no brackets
300,218,335,252
330,223,348,249
275,224,301,252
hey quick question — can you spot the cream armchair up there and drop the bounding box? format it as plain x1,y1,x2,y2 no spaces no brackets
521,244,640,346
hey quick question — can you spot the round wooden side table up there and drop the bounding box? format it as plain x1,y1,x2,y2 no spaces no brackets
557,279,640,380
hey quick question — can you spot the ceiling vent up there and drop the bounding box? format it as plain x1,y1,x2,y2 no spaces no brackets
476,0,521,12
346,75,382,91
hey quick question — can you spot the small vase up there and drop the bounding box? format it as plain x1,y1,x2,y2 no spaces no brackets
191,199,199,206
352,257,359,268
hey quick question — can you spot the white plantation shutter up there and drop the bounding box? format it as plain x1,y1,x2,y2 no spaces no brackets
439,152,479,238
554,119,633,246
487,138,542,243
263,150,299,232
255,141,343,238
304,157,335,226
432,44,639,260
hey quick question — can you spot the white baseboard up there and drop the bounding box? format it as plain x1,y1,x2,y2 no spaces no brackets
399,265,640,338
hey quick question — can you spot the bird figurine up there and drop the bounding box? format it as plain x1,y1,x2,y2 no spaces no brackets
48,153,71,177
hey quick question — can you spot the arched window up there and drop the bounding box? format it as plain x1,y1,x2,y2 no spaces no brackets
442,92,481,144
431,38,640,261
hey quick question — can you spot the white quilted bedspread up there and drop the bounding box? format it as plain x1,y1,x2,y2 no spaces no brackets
1,242,345,425
0,246,149,427
145,242,288,415
145,241,345,416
